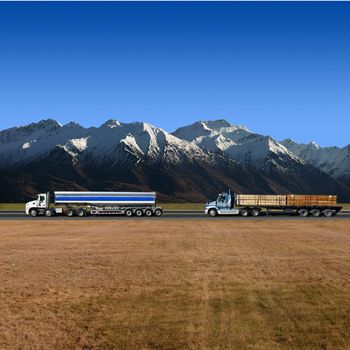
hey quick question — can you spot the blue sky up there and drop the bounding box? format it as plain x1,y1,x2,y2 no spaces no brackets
0,2,349,146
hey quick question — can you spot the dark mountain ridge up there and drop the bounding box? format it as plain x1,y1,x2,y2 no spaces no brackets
0,119,349,202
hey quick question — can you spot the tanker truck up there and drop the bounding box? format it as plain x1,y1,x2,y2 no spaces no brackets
205,191,342,217
25,191,163,217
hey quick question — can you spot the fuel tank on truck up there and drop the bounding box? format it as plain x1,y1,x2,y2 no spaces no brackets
54,191,157,206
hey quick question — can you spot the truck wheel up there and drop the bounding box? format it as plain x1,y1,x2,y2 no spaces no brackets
154,208,163,217
311,209,321,217
299,209,309,217
45,209,53,217
208,209,218,217
323,209,333,217
66,209,74,217
144,209,153,217
240,208,249,217
125,209,133,217
29,208,38,217
135,209,143,217
251,208,260,217
76,208,85,217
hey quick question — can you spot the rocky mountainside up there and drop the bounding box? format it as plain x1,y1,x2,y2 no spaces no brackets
281,139,350,185
0,119,349,202
173,120,303,170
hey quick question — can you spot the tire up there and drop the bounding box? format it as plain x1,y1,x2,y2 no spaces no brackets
240,208,249,217
144,209,153,217
66,209,74,217
323,209,333,218
76,208,85,217
154,208,163,217
208,208,218,217
251,208,260,217
45,209,53,217
135,209,143,217
29,208,38,217
311,209,321,217
299,209,309,217
125,209,133,217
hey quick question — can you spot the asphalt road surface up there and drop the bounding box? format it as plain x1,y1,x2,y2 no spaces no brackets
1,210,350,220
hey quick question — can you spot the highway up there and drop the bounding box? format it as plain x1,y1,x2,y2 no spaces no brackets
1,210,350,220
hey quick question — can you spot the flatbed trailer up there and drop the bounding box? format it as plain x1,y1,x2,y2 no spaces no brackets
25,191,163,217
205,192,342,217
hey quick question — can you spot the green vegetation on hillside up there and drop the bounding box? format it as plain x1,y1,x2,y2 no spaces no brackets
159,203,203,210
0,203,25,211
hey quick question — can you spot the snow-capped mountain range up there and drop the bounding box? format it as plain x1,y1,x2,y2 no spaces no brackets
173,120,304,170
0,119,209,167
281,139,350,182
0,118,349,201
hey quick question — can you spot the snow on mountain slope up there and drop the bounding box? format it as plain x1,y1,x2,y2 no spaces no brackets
173,119,250,144
0,119,87,165
83,120,209,165
281,139,350,180
1,118,349,201
0,119,209,168
173,120,304,170
223,136,303,170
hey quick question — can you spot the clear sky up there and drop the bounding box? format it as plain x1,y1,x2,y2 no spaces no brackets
0,2,349,146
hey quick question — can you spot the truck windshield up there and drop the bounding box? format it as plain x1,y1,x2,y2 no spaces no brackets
218,194,226,203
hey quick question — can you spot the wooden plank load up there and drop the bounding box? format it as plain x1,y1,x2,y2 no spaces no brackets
236,194,287,206
236,194,337,207
286,195,337,207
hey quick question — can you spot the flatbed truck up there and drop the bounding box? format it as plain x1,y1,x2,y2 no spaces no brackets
205,192,342,217
25,191,163,217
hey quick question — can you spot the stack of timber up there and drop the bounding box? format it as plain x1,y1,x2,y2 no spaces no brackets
286,195,337,207
236,194,287,206
236,194,337,207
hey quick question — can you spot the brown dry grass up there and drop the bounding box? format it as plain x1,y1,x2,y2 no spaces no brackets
0,220,350,350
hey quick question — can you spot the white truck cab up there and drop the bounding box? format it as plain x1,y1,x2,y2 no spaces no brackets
205,191,240,216
25,192,50,216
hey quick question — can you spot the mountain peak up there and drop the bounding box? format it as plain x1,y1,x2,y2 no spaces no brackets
28,118,62,130
281,138,297,145
63,121,83,129
172,119,250,143
308,141,320,149
202,119,250,133
0,118,61,139
100,119,122,128
201,119,231,129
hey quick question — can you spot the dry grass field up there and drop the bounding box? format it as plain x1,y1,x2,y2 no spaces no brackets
0,220,350,349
